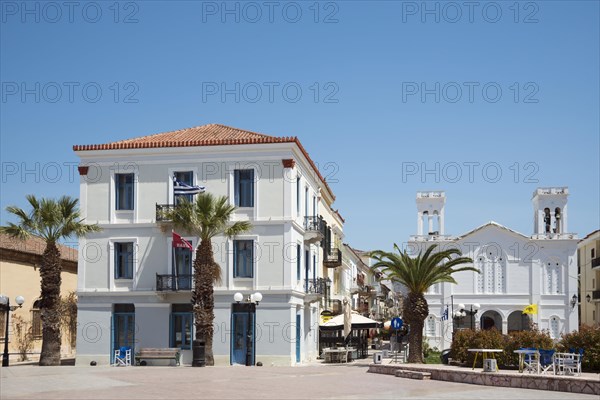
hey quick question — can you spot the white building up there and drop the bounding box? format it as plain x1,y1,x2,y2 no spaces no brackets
408,189,578,350
73,124,343,366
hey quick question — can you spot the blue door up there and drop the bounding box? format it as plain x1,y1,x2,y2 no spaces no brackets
296,314,301,363
231,311,255,365
112,313,135,363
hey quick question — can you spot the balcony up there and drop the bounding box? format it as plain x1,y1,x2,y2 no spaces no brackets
156,274,193,291
323,248,342,268
156,204,178,222
304,277,326,303
592,290,600,301
304,216,324,244
592,257,600,270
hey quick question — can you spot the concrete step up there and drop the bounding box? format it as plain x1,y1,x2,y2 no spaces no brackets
394,370,431,380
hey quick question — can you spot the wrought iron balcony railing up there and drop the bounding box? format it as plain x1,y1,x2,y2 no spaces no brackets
156,204,178,222
305,277,327,295
304,216,324,233
592,257,600,270
156,274,193,291
323,248,342,268
592,290,600,301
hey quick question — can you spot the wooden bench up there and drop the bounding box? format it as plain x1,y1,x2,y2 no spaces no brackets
134,348,181,366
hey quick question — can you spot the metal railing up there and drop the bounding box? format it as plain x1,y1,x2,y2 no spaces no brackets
156,204,178,221
592,257,600,269
156,274,193,291
592,290,600,301
304,216,324,233
305,277,327,295
323,248,342,267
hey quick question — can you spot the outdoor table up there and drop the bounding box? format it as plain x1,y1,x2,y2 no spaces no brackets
467,348,502,371
514,349,540,374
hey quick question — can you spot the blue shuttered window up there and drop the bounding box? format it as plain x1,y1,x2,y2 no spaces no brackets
234,240,254,278
234,169,254,207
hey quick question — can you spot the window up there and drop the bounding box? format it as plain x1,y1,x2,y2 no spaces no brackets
174,171,194,204
115,242,134,279
174,246,193,290
544,262,561,294
426,316,436,337
296,244,302,281
549,316,560,339
592,248,596,259
234,170,254,207
115,173,134,210
171,304,193,349
296,176,301,215
234,240,254,278
31,300,42,339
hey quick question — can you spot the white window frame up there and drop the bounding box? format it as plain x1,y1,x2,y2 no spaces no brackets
109,238,139,291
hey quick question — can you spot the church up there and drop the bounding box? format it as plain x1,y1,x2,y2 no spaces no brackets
407,188,578,350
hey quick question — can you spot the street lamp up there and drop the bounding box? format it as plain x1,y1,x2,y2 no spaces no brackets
0,294,25,367
455,303,480,330
571,294,578,309
232,292,262,366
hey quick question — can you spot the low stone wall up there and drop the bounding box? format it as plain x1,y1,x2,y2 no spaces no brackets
367,364,600,395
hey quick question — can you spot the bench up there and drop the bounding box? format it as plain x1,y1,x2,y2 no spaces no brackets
134,348,181,366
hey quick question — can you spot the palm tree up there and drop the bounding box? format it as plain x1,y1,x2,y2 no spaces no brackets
0,195,101,366
164,193,251,366
370,244,476,363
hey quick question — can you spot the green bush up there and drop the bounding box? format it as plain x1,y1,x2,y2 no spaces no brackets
558,325,600,372
451,328,554,368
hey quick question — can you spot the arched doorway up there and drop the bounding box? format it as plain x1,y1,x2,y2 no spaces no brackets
507,310,531,332
480,310,502,331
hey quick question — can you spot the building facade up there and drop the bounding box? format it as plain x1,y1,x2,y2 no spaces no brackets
73,124,344,366
0,233,78,363
408,188,579,350
578,230,600,326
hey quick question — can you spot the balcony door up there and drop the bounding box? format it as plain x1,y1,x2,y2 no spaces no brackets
174,171,194,204
173,246,193,290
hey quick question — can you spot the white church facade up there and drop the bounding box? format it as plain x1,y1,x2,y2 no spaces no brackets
408,188,578,350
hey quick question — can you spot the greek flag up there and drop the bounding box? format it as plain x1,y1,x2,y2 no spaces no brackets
441,307,449,321
173,177,206,195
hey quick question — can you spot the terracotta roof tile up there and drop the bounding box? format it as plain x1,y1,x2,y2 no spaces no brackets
0,233,78,263
73,123,336,201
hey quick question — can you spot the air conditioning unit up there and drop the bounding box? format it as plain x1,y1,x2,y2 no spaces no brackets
483,358,497,372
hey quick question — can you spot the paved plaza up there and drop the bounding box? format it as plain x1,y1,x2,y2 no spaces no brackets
1,362,598,400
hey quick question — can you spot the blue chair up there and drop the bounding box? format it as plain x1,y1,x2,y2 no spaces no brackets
114,346,132,366
538,349,555,374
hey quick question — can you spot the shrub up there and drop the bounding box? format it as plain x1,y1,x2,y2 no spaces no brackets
451,328,554,368
558,324,600,372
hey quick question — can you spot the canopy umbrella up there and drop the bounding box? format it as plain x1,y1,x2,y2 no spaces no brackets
343,297,352,342
320,312,381,331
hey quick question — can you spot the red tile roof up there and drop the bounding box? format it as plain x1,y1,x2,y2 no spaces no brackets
0,233,78,263
73,124,335,200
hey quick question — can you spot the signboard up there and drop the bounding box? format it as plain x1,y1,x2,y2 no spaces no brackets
391,317,403,330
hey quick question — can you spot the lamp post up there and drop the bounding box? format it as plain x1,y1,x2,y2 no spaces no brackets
455,303,480,330
0,294,25,367
233,292,262,366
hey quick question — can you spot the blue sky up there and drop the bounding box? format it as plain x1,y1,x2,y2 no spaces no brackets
1,0,598,251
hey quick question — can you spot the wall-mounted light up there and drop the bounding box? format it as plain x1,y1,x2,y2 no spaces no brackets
586,294,591,303
571,294,578,308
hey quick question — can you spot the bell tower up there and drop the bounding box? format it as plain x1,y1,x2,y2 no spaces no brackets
416,191,446,236
532,187,569,235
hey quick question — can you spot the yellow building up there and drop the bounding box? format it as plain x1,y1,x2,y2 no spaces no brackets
579,230,600,326
0,233,78,363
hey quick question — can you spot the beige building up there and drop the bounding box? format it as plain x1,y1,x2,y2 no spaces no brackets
0,233,78,363
578,230,600,326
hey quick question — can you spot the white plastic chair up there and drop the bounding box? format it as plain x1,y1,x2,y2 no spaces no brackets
113,346,132,366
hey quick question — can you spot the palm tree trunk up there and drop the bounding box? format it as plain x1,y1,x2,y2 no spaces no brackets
193,239,216,366
39,242,62,366
404,292,428,363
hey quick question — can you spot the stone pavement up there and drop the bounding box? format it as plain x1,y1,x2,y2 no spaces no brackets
1,362,599,400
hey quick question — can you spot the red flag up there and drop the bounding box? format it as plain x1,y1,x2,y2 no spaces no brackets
172,231,193,251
